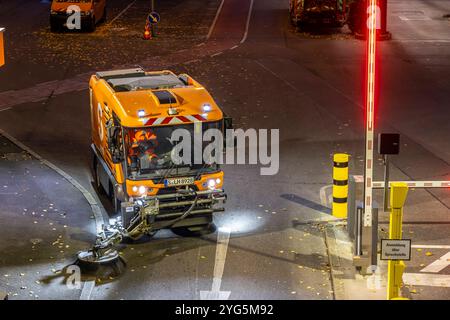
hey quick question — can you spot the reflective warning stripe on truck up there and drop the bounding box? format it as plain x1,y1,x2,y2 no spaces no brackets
145,114,207,126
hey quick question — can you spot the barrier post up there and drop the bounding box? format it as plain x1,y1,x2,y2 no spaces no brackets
332,153,349,218
386,182,409,300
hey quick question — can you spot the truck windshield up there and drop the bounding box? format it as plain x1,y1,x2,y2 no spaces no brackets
124,121,221,180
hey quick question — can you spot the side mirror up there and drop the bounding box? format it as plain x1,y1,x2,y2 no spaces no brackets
106,125,123,163
106,126,116,149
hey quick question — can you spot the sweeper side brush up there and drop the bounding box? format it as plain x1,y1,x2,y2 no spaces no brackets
76,226,126,280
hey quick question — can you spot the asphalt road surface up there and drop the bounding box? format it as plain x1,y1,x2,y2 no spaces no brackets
0,0,449,300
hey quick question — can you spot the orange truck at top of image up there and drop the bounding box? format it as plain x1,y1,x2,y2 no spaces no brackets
50,0,107,32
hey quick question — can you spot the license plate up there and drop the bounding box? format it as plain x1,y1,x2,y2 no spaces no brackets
164,176,195,187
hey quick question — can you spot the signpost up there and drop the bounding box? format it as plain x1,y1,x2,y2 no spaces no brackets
381,239,411,261
147,12,161,25
378,133,401,211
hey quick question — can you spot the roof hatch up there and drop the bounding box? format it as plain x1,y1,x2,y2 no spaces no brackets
153,90,177,105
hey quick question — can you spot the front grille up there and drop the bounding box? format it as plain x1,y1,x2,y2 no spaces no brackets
156,185,199,195
154,185,212,219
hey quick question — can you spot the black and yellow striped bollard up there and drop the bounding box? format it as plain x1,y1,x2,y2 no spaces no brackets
332,153,349,218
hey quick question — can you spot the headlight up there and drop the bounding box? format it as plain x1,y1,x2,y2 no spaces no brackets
207,179,216,189
138,186,147,195
131,186,147,195
202,103,212,112
207,178,222,190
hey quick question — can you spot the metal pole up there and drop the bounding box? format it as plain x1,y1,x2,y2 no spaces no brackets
355,206,363,256
150,0,156,37
383,154,390,212
371,207,378,266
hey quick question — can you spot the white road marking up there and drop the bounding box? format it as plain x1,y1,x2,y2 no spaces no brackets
79,280,96,300
0,129,106,300
107,0,137,26
420,252,450,273
230,45,239,50
211,52,223,57
0,107,11,112
200,228,231,300
398,15,430,21
206,0,225,40
403,273,450,288
240,0,254,44
391,39,450,43
412,245,450,249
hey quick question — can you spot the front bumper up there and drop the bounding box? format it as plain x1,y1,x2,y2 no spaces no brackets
121,188,227,232
50,12,93,28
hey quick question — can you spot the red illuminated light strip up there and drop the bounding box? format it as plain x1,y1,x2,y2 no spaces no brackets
363,0,378,227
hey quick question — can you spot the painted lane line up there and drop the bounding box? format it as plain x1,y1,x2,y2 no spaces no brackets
391,39,450,43
206,0,225,40
230,45,238,50
420,252,450,273
79,280,96,300
200,228,231,300
240,0,254,44
107,0,137,26
0,129,106,300
211,52,223,58
412,245,450,249
0,107,11,112
403,273,450,288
